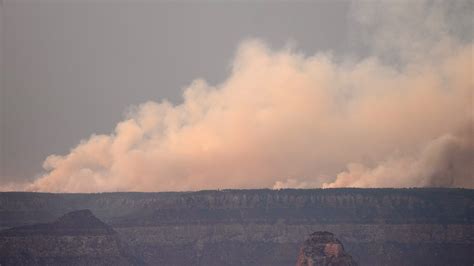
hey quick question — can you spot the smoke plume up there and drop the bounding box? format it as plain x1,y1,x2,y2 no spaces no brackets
5,1,473,192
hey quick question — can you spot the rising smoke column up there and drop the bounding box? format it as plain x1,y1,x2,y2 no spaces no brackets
5,0,473,192
25,39,472,192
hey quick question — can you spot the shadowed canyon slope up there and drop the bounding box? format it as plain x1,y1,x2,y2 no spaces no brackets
0,210,141,265
0,188,473,265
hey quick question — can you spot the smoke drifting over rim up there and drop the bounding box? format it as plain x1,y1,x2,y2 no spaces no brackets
3,1,473,192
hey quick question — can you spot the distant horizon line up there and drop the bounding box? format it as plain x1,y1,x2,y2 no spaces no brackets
1,187,472,194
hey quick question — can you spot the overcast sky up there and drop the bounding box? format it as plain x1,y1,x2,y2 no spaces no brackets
0,1,472,191
1,1,357,184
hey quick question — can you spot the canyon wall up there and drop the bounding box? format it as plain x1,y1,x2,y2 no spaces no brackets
0,210,140,265
0,188,473,265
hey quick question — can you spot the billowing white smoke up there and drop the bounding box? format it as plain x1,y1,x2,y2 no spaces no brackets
25,38,472,192
324,131,474,188
4,0,472,192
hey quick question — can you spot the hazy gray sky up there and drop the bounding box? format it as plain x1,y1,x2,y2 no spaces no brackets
1,1,354,184
1,1,472,192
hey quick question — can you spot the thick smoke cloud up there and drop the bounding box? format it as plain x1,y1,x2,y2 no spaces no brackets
25,39,472,192
3,1,473,192
324,130,474,188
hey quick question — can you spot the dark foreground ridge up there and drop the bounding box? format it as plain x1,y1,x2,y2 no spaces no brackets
0,210,142,265
0,209,115,236
0,188,473,265
296,231,357,266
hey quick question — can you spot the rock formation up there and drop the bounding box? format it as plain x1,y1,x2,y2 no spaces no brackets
0,209,141,265
0,189,473,265
296,231,357,266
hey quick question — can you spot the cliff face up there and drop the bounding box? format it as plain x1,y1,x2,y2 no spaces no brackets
0,210,140,265
1,188,472,227
296,231,357,266
0,189,473,265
